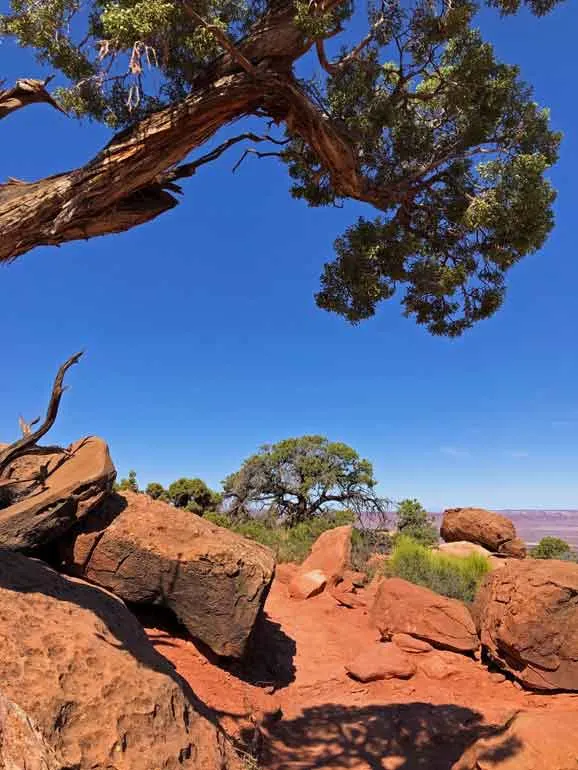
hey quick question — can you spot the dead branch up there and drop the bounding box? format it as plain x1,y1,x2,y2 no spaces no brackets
166,131,290,185
0,352,83,478
0,76,67,121
232,148,285,173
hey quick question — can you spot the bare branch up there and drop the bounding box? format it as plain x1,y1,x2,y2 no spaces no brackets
0,352,83,478
232,148,285,173
0,76,67,121
167,132,290,183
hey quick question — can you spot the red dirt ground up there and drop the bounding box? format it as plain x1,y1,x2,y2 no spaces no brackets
146,578,578,770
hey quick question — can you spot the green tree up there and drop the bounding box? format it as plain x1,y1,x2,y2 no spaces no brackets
395,498,438,546
0,0,563,336
116,469,139,493
223,435,388,525
531,536,572,560
167,477,221,515
145,481,168,500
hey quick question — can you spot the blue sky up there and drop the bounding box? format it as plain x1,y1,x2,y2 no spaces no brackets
1,2,577,509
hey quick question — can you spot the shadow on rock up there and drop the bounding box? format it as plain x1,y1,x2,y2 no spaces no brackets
251,702,522,770
137,603,297,691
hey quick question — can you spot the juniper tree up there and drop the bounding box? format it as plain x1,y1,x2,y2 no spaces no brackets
222,435,388,524
0,0,563,334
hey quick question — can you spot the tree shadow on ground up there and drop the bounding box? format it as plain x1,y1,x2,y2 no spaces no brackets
249,702,522,770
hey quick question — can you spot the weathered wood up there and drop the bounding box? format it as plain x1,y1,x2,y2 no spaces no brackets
0,0,386,263
0,352,83,478
0,76,67,120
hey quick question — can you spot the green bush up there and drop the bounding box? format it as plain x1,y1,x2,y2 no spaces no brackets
205,509,355,563
395,498,438,547
386,536,491,603
530,536,573,560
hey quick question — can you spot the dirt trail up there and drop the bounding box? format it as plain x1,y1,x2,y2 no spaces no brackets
146,578,578,770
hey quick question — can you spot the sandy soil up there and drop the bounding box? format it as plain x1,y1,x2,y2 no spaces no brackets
145,578,578,770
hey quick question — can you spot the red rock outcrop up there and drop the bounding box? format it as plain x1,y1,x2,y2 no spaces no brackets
0,549,241,770
0,691,62,770
0,437,115,550
441,507,526,558
473,559,578,691
288,569,327,600
370,577,479,654
59,491,275,657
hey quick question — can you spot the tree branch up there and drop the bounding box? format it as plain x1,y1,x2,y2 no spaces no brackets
0,76,67,121
0,351,83,478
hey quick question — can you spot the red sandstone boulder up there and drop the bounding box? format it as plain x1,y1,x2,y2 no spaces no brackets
0,437,115,550
392,633,433,653
452,711,578,770
370,578,479,654
473,559,578,691
441,507,526,558
58,491,275,658
346,642,416,682
288,569,327,599
288,524,352,598
0,691,62,770
0,550,241,770
418,650,464,680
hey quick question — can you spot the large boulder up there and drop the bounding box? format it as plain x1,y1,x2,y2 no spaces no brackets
452,711,578,770
0,549,241,770
59,491,275,657
0,691,62,770
441,507,526,558
370,577,479,655
0,437,115,550
288,524,351,598
473,559,578,691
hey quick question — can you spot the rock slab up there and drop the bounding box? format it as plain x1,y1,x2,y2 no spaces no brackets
370,577,479,654
59,491,275,657
441,507,526,558
0,549,240,770
346,642,416,682
0,691,62,770
473,559,578,691
0,437,115,550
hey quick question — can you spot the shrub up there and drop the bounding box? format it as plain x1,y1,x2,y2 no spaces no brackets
395,498,438,547
386,536,491,603
531,536,573,560
205,509,355,563
115,469,138,493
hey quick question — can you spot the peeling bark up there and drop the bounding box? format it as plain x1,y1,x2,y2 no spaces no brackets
0,0,387,262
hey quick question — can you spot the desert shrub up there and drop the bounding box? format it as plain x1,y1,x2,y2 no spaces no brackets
115,470,138,493
394,498,439,547
531,536,573,560
145,482,168,501
386,536,491,603
205,509,355,563
350,528,392,574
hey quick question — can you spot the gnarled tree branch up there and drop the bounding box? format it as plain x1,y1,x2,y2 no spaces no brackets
0,352,83,479
0,76,67,120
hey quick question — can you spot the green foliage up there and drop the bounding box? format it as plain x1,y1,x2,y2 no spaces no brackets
530,536,573,560
116,469,138,493
395,499,438,546
167,477,221,515
222,435,388,526
386,535,490,602
145,481,168,500
205,509,355,563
